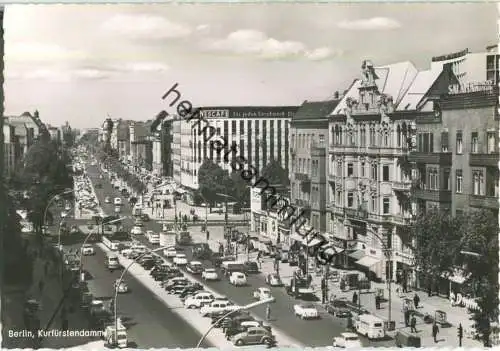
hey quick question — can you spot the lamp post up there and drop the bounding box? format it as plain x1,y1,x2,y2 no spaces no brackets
112,245,174,346
196,297,275,348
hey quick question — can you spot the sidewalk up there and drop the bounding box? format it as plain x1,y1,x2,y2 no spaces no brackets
143,202,249,223
2,238,99,349
184,225,481,348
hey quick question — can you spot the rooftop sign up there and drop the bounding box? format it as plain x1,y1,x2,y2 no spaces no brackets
448,80,495,95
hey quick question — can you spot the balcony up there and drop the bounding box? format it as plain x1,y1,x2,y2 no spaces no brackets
469,153,499,167
392,180,411,191
469,194,499,209
413,188,452,203
344,208,368,220
408,152,452,165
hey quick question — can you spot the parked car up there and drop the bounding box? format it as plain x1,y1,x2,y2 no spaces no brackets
81,244,95,256
163,247,177,258
294,303,319,319
265,273,283,287
131,226,143,235
140,213,150,222
178,284,204,300
200,300,240,317
114,280,129,294
253,287,273,301
184,292,215,309
230,326,276,347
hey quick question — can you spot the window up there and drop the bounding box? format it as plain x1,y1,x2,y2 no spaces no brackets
383,198,390,214
456,131,463,154
443,169,451,190
371,164,378,181
456,170,463,193
428,169,439,190
347,192,354,208
231,121,236,135
397,125,401,147
360,126,366,147
291,134,295,148
216,127,221,135
239,120,244,134
336,190,342,205
383,132,389,147
319,134,325,146
349,131,355,146
471,132,478,153
361,162,365,177
472,171,484,195
441,132,449,152
337,160,342,177
347,163,354,177
382,165,389,181
487,132,496,153
369,126,376,146
371,195,377,212
418,132,434,153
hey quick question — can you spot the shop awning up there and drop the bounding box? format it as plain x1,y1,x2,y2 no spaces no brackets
348,250,365,260
305,238,323,247
356,256,380,268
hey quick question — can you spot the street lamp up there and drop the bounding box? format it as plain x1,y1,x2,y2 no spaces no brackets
196,297,275,348
112,245,175,346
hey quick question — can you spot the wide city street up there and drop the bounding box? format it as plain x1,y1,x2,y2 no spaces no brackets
86,163,395,348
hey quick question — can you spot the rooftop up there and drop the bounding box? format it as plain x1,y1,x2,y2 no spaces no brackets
293,100,340,120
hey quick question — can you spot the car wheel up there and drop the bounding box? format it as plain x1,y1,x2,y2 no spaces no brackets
235,339,244,346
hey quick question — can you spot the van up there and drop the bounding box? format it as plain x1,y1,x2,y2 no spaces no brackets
107,254,120,271
355,314,385,340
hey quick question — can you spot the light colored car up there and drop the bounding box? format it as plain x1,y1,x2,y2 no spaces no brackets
131,226,143,235
114,280,129,293
173,253,188,266
231,326,275,347
229,272,247,286
114,197,122,206
104,196,111,204
184,292,215,309
163,247,177,258
201,268,219,281
200,300,240,317
81,244,95,256
333,332,362,348
186,261,204,274
253,287,272,301
294,303,319,319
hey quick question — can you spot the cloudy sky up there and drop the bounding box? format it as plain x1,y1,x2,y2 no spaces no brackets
4,3,497,129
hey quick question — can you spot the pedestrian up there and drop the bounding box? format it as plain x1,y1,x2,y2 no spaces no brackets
404,309,410,327
321,278,327,304
413,293,420,309
402,278,408,293
375,295,380,310
432,322,439,343
206,231,210,241
266,303,271,321
352,291,358,305
427,281,432,297
410,315,417,333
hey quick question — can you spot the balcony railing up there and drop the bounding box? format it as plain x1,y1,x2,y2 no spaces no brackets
413,188,452,203
469,153,499,167
469,194,499,209
392,180,411,191
344,208,368,220
408,152,452,165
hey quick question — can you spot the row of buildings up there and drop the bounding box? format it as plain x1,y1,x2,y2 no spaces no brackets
2,111,71,176
99,45,499,294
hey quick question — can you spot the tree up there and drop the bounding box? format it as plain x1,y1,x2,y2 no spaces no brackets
230,171,250,207
411,209,463,289
260,158,289,187
458,210,499,345
198,159,232,207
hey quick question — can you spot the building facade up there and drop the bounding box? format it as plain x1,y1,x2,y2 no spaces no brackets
326,60,458,283
3,122,19,176
289,99,340,239
172,106,298,190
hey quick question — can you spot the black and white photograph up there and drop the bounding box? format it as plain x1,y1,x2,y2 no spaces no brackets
1,3,499,349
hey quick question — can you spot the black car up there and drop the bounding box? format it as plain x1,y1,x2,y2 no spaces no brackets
150,265,170,280
140,213,150,222
243,261,259,274
325,299,352,318
165,279,189,293
141,259,156,270
212,310,254,327
179,283,204,299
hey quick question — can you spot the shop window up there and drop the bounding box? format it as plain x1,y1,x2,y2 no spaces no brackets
383,197,390,214
456,170,463,193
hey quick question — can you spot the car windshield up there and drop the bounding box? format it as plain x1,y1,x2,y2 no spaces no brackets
346,336,359,341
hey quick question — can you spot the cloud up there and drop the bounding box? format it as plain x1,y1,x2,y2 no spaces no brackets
337,17,401,30
203,29,339,60
6,42,87,62
196,24,210,32
102,14,192,40
117,62,170,73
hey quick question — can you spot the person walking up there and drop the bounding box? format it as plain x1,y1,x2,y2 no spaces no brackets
410,315,417,333
321,278,327,304
206,230,210,242
266,303,271,321
352,291,358,305
432,322,439,343
413,293,420,309
375,295,381,310
257,251,262,269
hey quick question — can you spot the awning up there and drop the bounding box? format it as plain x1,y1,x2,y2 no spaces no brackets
356,256,380,268
290,233,304,242
348,250,365,260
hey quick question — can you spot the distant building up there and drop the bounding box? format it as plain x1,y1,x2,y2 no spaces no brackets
129,121,153,171
3,121,20,176
430,45,499,85
172,105,298,190
116,121,131,161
